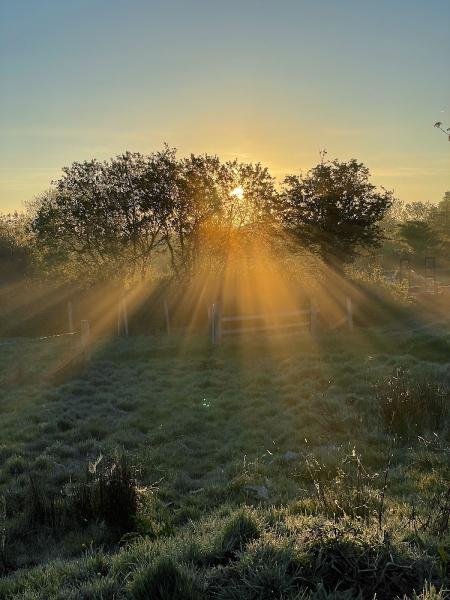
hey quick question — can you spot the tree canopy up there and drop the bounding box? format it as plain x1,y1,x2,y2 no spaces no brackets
279,158,393,270
31,148,279,282
31,148,178,282
13,148,448,285
0,212,33,282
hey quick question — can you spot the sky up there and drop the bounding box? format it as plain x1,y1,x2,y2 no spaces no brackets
1,0,449,212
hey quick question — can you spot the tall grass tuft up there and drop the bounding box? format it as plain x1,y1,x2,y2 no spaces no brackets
72,452,140,533
130,556,202,600
304,526,432,600
376,367,449,438
303,449,384,523
211,510,261,564
24,475,70,531
19,452,141,540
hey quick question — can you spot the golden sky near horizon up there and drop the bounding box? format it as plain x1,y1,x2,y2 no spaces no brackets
1,0,449,212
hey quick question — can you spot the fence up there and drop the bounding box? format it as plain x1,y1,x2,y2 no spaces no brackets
394,256,445,296
7,293,355,355
210,297,354,345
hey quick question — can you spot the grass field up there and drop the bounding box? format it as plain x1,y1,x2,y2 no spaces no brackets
0,324,449,599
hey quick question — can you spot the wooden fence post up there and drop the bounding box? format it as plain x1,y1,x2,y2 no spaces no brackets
310,299,318,335
117,291,129,336
211,303,216,344
117,298,121,336
122,293,129,336
211,302,222,345
80,320,91,361
163,298,171,335
67,301,74,334
346,296,354,331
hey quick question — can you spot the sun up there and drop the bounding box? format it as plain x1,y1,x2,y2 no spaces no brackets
230,186,244,201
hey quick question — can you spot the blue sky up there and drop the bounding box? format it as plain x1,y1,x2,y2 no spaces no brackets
1,0,449,211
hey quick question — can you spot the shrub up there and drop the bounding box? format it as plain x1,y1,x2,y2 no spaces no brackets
376,368,449,437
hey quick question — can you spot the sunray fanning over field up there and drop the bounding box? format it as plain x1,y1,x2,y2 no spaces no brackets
1,1,450,596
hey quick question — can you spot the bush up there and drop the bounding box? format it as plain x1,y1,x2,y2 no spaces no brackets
208,521,436,599
376,368,449,438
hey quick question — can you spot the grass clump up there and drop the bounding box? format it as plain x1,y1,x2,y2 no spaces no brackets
376,367,449,438
211,537,302,600
25,452,141,533
71,452,140,533
211,510,261,565
407,484,450,538
303,526,431,600
130,556,203,600
301,448,387,524
25,475,65,529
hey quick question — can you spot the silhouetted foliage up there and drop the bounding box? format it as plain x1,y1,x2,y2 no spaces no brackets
431,192,450,255
10,148,449,288
374,194,450,269
31,148,177,282
279,158,393,271
169,156,278,276
0,213,33,281
30,149,278,282
397,220,440,255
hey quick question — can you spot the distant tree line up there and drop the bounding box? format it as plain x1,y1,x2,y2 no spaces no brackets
1,147,448,287
380,192,450,267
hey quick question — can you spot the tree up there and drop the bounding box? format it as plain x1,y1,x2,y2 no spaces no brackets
0,212,33,282
162,155,278,276
430,191,450,256
434,121,450,141
279,158,393,271
402,200,436,222
31,148,177,282
222,159,278,230
163,153,228,276
31,148,279,282
397,220,439,256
